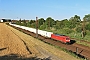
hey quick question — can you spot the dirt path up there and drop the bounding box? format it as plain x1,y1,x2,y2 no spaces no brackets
0,23,31,59
8,23,80,60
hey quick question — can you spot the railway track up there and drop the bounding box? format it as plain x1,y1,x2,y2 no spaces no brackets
71,38,90,47
8,24,90,60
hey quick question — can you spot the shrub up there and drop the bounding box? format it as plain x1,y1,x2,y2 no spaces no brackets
86,23,90,31
62,28,73,34
76,27,82,33
86,30,90,35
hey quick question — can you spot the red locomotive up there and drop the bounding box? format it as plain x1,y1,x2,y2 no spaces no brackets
51,34,70,43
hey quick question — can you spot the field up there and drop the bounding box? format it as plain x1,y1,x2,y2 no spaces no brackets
0,23,80,60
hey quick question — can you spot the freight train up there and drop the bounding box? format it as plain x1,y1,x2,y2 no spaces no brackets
9,23,70,43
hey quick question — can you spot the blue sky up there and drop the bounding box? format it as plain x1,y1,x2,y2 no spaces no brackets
0,0,90,20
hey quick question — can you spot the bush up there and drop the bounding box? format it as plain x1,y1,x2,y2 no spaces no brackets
39,25,46,30
76,27,82,33
86,30,90,35
62,28,73,34
86,23,90,31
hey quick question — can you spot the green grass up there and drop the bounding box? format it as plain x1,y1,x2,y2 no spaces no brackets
76,41,90,47
52,45,86,60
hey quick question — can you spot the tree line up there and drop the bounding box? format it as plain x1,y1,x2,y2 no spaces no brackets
15,14,90,39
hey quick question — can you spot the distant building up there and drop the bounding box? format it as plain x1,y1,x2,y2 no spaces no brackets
11,19,30,24
1,19,11,22
11,20,18,24
23,20,29,23
0,19,3,22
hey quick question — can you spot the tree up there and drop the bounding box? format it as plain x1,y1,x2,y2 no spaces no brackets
16,18,22,25
69,15,81,29
22,19,27,26
85,22,90,31
61,19,70,28
63,28,73,34
45,17,55,29
38,18,45,28
84,14,90,21
31,23,36,28
76,26,82,33
29,20,35,27
74,15,81,22
81,18,86,38
29,20,35,24
40,23,47,30
55,21,61,29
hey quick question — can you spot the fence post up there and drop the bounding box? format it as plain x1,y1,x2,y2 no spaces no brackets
76,47,78,54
